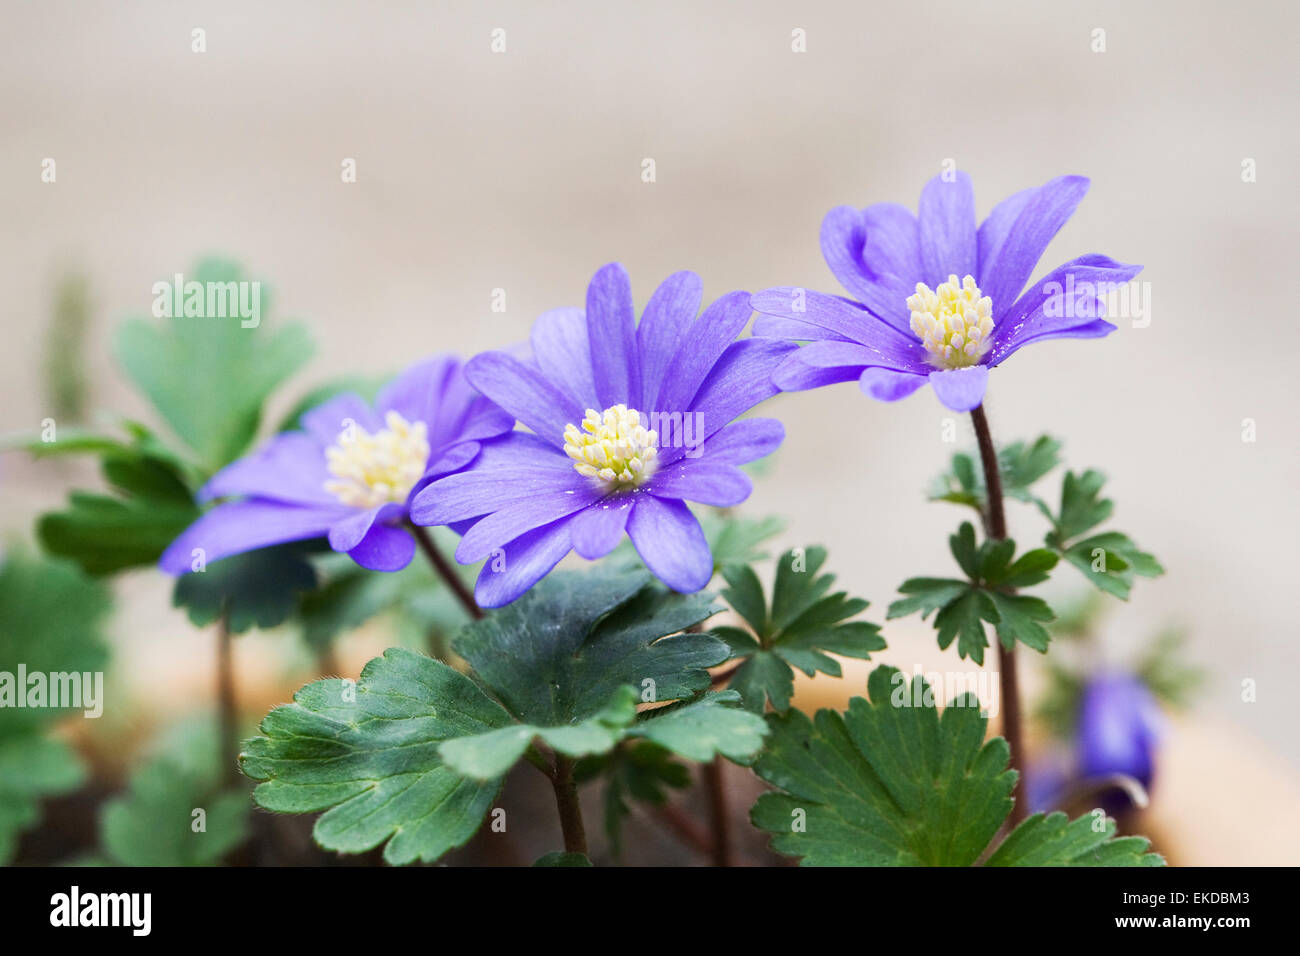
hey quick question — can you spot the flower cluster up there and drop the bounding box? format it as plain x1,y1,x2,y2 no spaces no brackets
164,172,1138,608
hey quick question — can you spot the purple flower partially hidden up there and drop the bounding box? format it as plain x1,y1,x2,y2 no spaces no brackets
160,355,514,575
751,172,1143,411
410,263,793,608
1078,672,1163,791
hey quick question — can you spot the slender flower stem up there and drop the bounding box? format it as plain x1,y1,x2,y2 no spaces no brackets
969,403,1027,826
408,522,483,621
550,754,589,857
215,610,239,789
702,757,733,866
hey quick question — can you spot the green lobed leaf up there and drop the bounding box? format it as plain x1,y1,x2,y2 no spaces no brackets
751,665,1164,867
113,258,313,473
452,566,728,723
751,666,1013,865
241,647,511,865
718,547,884,713
575,741,690,856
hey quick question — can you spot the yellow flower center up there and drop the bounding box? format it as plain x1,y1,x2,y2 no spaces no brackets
564,404,659,489
907,274,995,369
323,410,431,508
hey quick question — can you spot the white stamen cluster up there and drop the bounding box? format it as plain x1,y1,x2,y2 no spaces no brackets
323,410,431,508
564,404,659,488
907,274,995,369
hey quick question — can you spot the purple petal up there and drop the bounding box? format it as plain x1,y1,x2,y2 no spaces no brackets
531,307,599,411
410,435,575,525
700,418,784,464
637,271,703,411
979,176,1090,319
655,290,753,415
751,314,851,342
987,254,1141,364
750,289,929,372
928,366,989,412
674,338,796,462
625,496,712,594
648,460,752,507
199,432,333,507
300,394,381,449
375,355,458,429
455,485,604,564
464,350,582,446
569,498,633,560
474,518,574,608
422,441,481,483
328,502,405,552
859,367,929,402
821,203,921,334
918,171,977,285
348,521,416,572
160,500,348,574
771,357,864,392
586,263,642,408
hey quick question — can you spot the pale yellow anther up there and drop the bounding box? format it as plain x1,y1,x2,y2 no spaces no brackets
907,274,995,370
323,410,431,508
563,404,658,489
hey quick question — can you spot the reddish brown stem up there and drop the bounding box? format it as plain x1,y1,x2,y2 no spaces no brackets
970,403,1027,826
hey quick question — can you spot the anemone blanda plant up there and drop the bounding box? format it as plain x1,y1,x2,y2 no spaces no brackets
409,263,793,608
160,355,512,584
750,170,1144,824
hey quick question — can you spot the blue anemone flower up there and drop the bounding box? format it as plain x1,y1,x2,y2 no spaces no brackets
160,355,513,574
410,263,792,608
751,172,1142,411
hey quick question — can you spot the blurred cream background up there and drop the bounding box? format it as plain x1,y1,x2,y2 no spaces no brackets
2,1,1298,861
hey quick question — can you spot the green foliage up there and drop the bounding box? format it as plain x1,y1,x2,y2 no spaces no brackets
930,435,1062,511
716,546,884,713
0,552,112,861
45,272,91,422
451,567,726,723
0,736,85,864
888,523,1058,664
533,852,592,866
114,258,313,474
173,542,319,634
1037,470,1163,599
101,724,249,866
575,741,690,856
750,666,1164,867
241,648,509,865
701,513,786,570
243,566,767,864
37,446,199,576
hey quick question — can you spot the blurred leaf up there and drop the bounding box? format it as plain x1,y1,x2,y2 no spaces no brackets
277,376,387,434
702,513,785,570
37,450,199,577
751,666,1163,867
0,551,112,862
718,546,884,713
113,258,313,473
930,435,1062,511
101,755,248,867
0,736,85,864
173,542,319,634
45,273,92,422
575,741,690,856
